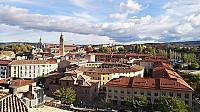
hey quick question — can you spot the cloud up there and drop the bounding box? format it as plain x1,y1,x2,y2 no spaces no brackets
116,0,143,14
108,13,127,20
162,2,178,9
68,0,92,9
0,5,101,35
175,23,193,34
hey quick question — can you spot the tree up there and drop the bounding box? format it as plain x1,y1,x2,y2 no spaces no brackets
126,95,150,112
189,62,199,70
53,87,76,104
104,100,113,108
156,96,188,112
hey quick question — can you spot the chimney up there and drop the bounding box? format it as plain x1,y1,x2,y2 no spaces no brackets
9,86,18,94
29,84,34,93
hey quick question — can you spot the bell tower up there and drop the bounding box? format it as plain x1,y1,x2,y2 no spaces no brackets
59,33,65,56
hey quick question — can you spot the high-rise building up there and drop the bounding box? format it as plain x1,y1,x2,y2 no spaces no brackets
59,33,65,56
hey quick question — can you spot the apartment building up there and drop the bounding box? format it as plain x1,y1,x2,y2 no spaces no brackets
79,64,144,87
45,70,100,102
88,53,150,62
140,59,169,71
0,60,11,78
7,60,57,78
104,76,194,108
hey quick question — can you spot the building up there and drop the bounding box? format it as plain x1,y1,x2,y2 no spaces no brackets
7,60,57,78
36,37,45,50
59,33,65,56
104,76,194,108
23,84,45,108
139,58,169,72
87,53,150,62
59,59,88,72
45,71,100,102
0,60,11,78
0,92,28,112
78,63,144,87
0,51,15,60
64,45,76,51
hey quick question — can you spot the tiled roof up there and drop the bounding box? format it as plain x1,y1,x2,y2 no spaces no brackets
152,63,194,91
105,77,194,92
0,60,11,65
9,60,47,65
0,93,28,112
9,79,35,87
64,45,76,47
79,65,144,74
66,59,88,63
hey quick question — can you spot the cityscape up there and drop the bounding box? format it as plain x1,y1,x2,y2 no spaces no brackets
0,0,200,112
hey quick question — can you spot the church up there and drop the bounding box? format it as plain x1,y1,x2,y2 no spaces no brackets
42,34,76,55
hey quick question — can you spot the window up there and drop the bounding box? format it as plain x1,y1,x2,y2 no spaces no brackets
121,89,124,94
162,91,166,96
66,82,69,86
114,94,118,99
154,98,159,103
140,91,144,95
154,92,158,96
185,93,189,99
103,77,105,80
127,89,130,94
108,88,112,92
108,94,112,98
103,82,104,85
85,90,88,93
147,97,151,101
114,88,118,93
93,77,94,79
108,77,109,80
185,100,189,105
177,93,181,98
147,91,151,96
121,95,124,99
134,91,137,94
98,77,100,80
169,92,173,97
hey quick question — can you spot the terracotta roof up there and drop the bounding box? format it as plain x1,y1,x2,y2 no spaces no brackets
9,60,47,65
9,79,35,87
79,65,143,74
46,61,57,64
140,59,169,63
105,77,194,92
0,94,28,112
64,45,76,47
0,60,11,65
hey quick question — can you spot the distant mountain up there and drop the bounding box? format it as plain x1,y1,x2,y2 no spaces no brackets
0,42,37,46
169,41,200,45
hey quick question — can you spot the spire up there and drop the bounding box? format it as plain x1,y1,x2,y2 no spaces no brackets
39,37,42,43
60,33,63,39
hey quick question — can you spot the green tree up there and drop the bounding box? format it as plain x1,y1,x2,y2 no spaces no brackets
53,87,76,104
126,95,150,112
190,62,199,70
156,96,188,112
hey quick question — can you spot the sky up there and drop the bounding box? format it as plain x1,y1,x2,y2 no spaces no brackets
0,0,200,45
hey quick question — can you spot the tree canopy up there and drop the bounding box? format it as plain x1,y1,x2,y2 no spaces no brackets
126,95,150,112
53,87,76,104
0,44,33,53
156,96,188,112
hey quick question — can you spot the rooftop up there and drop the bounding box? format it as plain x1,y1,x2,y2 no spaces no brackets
105,77,194,92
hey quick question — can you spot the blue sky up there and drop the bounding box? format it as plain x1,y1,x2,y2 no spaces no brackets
0,0,200,44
